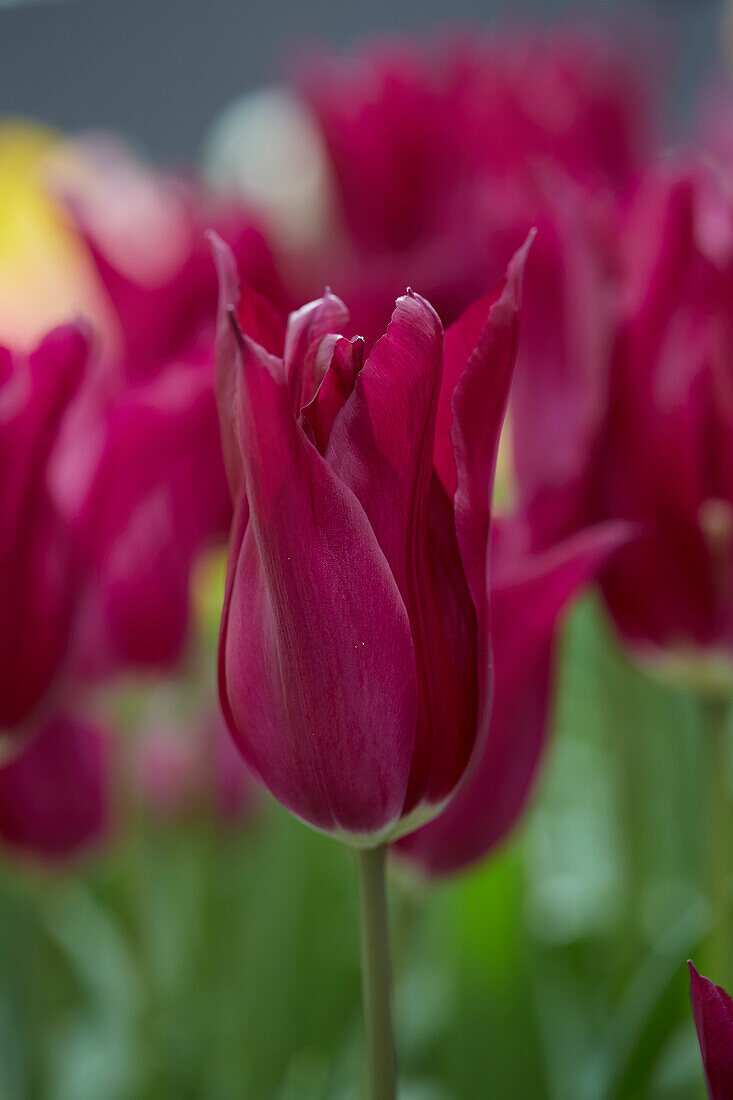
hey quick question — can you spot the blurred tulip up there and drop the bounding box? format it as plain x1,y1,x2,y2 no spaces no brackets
395,518,630,876
211,230,531,843
40,139,289,678
137,707,258,825
0,324,88,731
592,162,733,668
0,712,109,861
74,358,232,673
690,961,733,1099
288,30,647,345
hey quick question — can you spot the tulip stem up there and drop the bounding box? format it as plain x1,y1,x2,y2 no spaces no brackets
706,694,732,985
356,844,397,1100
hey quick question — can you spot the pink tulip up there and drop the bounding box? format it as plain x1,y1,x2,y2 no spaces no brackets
0,712,110,860
211,230,531,842
593,162,733,656
0,325,88,731
689,962,733,1099
292,30,647,349
51,142,289,677
395,517,631,875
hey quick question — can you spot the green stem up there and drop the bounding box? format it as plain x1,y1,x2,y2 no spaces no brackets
355,845,397,1100
705,694,731,984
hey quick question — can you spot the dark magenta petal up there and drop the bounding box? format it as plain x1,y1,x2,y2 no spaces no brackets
326,290,478,813
220,319,418,838
690,962,733,1099
0,325,88,730
450,236,532,763
396,520,631,875
0,713,109,861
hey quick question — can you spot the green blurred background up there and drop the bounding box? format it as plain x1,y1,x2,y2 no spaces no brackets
0,595,713,1099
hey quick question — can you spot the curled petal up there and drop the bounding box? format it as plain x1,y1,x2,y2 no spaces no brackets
284,290,350,412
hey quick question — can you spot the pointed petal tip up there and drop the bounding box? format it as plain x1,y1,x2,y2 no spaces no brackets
503,227,537,310
207,229,240,306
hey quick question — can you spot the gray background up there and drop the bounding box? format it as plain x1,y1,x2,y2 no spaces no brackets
0,0,723,164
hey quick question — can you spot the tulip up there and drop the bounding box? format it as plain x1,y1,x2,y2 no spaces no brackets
289,30,647,348
591,162,733,988
211,230,531,843
74,357,232,673
0,324,88,731
212,230,531,1098
689,962,733,1099
45,139,288,677
396,517,630,876
0,712,110,860
594,163,733,667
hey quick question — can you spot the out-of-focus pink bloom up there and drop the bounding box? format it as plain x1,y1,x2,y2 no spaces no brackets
592,162,733,658
301,31,647,252
75,360,231,673
293,30,647,346
0,325,88,731
395,518,630,876
211,230,530,843
49,141,288,677
0,712,110,861
137,708,258,825
689,962,733,1099
290,33,631,540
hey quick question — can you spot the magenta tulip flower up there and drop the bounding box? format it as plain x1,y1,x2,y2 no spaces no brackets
211,229,531,843
396,517,630,876
75,357,232,673
0,712,110,861
291,30,648,349
593,162,733,660
0,324,88,732
51,141,289,677
690,962,733,1099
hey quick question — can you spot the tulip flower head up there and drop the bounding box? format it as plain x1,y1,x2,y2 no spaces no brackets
593,163,733,681
0,324,88,732
690,962,733,1099
211,230,533,845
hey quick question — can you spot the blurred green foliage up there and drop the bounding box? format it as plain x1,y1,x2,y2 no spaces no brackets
0,597,717,1098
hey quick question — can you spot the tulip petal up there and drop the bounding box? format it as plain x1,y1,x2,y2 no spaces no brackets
396,519,630,875
0,713,109,861
284,290,351,411
449,236,532,762
301,334,364,453
690,962,733,1099
327,291,477,812
220,317,418,838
